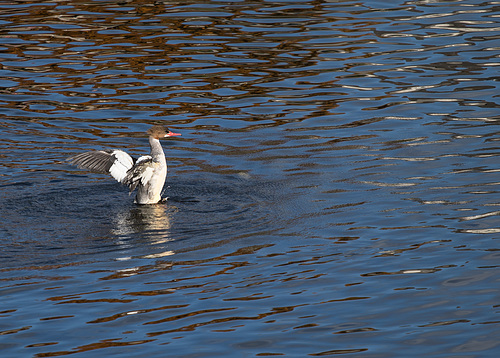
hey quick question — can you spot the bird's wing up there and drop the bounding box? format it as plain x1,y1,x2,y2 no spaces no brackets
122,155,154,192
67,149,134,183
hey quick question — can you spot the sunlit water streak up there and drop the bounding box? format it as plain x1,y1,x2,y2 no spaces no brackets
1,0,500,357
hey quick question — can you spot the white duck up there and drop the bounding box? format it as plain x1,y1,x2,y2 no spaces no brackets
68,125,181,204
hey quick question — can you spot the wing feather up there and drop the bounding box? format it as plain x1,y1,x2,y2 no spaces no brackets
122,155,153,192
67,149,134,183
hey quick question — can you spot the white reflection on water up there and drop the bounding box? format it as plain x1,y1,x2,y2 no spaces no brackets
113,203,175,239
112,203,177,259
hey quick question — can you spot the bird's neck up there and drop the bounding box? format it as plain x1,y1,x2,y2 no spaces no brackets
149,137,166,163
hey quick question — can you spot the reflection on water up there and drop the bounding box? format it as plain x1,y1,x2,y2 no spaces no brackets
113,204,174,241
113,204,176,259
1,0,500,357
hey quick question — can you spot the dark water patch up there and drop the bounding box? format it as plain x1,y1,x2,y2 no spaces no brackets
0,170,302,269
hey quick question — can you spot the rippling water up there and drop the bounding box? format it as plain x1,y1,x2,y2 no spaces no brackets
1,0,500,357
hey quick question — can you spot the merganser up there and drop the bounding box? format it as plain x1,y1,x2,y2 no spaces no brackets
68,125,181,204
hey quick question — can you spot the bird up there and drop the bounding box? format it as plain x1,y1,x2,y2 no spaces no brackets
67,125,181,204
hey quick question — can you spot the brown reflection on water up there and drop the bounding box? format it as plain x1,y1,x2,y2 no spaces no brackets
0,0,375,128
32,339,157,357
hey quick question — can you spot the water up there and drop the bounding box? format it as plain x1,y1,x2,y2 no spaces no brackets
1,0,500,356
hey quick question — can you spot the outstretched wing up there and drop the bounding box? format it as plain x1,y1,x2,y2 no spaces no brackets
67,149,134,183
122,155,154,192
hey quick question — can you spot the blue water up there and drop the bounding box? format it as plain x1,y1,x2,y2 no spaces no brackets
1,0,500,357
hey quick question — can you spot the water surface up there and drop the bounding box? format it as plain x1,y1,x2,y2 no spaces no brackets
1,0,500,357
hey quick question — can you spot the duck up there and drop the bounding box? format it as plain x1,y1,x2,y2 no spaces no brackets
68,125,181,204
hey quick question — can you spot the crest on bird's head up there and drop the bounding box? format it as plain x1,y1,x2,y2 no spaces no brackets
147,125,169,139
